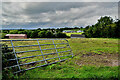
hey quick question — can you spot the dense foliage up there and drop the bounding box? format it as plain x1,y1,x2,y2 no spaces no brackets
83,16,120,38
2,44,18,79
2,29,70,38
1,26,84,38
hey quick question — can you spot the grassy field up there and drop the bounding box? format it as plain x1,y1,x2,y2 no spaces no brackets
2,38,119,79
66,32,83,36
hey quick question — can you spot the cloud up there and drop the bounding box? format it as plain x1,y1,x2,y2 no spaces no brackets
2,2,118,29
2,0,120,2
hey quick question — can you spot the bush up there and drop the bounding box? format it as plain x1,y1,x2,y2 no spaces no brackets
30,31,38,38
55,32,69,38
0,33,6,39
45,31,54,38
38,31,46,38
9,30,18,34
2,44,18,79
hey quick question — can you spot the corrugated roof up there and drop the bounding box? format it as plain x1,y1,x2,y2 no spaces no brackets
6,34,26,36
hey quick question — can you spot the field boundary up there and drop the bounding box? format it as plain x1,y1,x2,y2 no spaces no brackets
2,39,73,74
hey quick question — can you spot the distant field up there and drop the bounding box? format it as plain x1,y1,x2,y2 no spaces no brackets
65,32,83,36
2,38,119,78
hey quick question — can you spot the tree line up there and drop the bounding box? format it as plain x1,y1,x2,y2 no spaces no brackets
1,27,83,38
83,16,120,38
2,29,70,38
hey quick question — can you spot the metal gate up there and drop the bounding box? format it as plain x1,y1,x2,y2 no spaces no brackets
2,39,73,74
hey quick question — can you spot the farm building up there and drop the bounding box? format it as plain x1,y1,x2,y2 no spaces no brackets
63,30,76,33
71,34,85,38
5,34,27,39
77,30,83,33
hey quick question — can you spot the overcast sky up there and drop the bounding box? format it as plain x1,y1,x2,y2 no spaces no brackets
1,2,118,29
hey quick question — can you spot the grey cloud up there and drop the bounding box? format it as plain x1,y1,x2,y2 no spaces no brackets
2,2,118,29
24,2,91,15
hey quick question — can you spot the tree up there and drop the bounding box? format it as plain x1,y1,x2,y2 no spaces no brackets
18,31,26,34
30,30,38,38
38,31,46,38
45,31,54,38
1,33,6,39
55,32,68,38
9,30,18,34
83,16,118,38
97,16,113,26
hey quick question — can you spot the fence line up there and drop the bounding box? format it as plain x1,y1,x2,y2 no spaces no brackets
2,39,73,74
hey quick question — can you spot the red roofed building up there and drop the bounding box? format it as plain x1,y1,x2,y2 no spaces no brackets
5,34,27,39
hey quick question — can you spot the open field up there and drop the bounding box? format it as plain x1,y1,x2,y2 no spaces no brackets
2,38,119,79
66,32,83,37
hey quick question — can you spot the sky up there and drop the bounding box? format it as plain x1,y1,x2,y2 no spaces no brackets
1,1,119,29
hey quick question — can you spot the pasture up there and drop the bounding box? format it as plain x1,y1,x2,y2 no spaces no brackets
2,38,119,79
66,32,83,37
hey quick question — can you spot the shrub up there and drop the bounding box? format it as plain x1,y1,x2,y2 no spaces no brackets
0,33,6,39
2,44,18,79
45,31,54,38
38,31,46,38
9,30,18,34
55,32,69,38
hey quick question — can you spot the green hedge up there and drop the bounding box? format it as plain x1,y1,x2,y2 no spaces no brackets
2,44,18,79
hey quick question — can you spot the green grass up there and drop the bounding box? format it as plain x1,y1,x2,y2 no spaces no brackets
0,73,2,80
66,32,83,36
2,38,119,79
19,64,119,78
68,38,118,55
